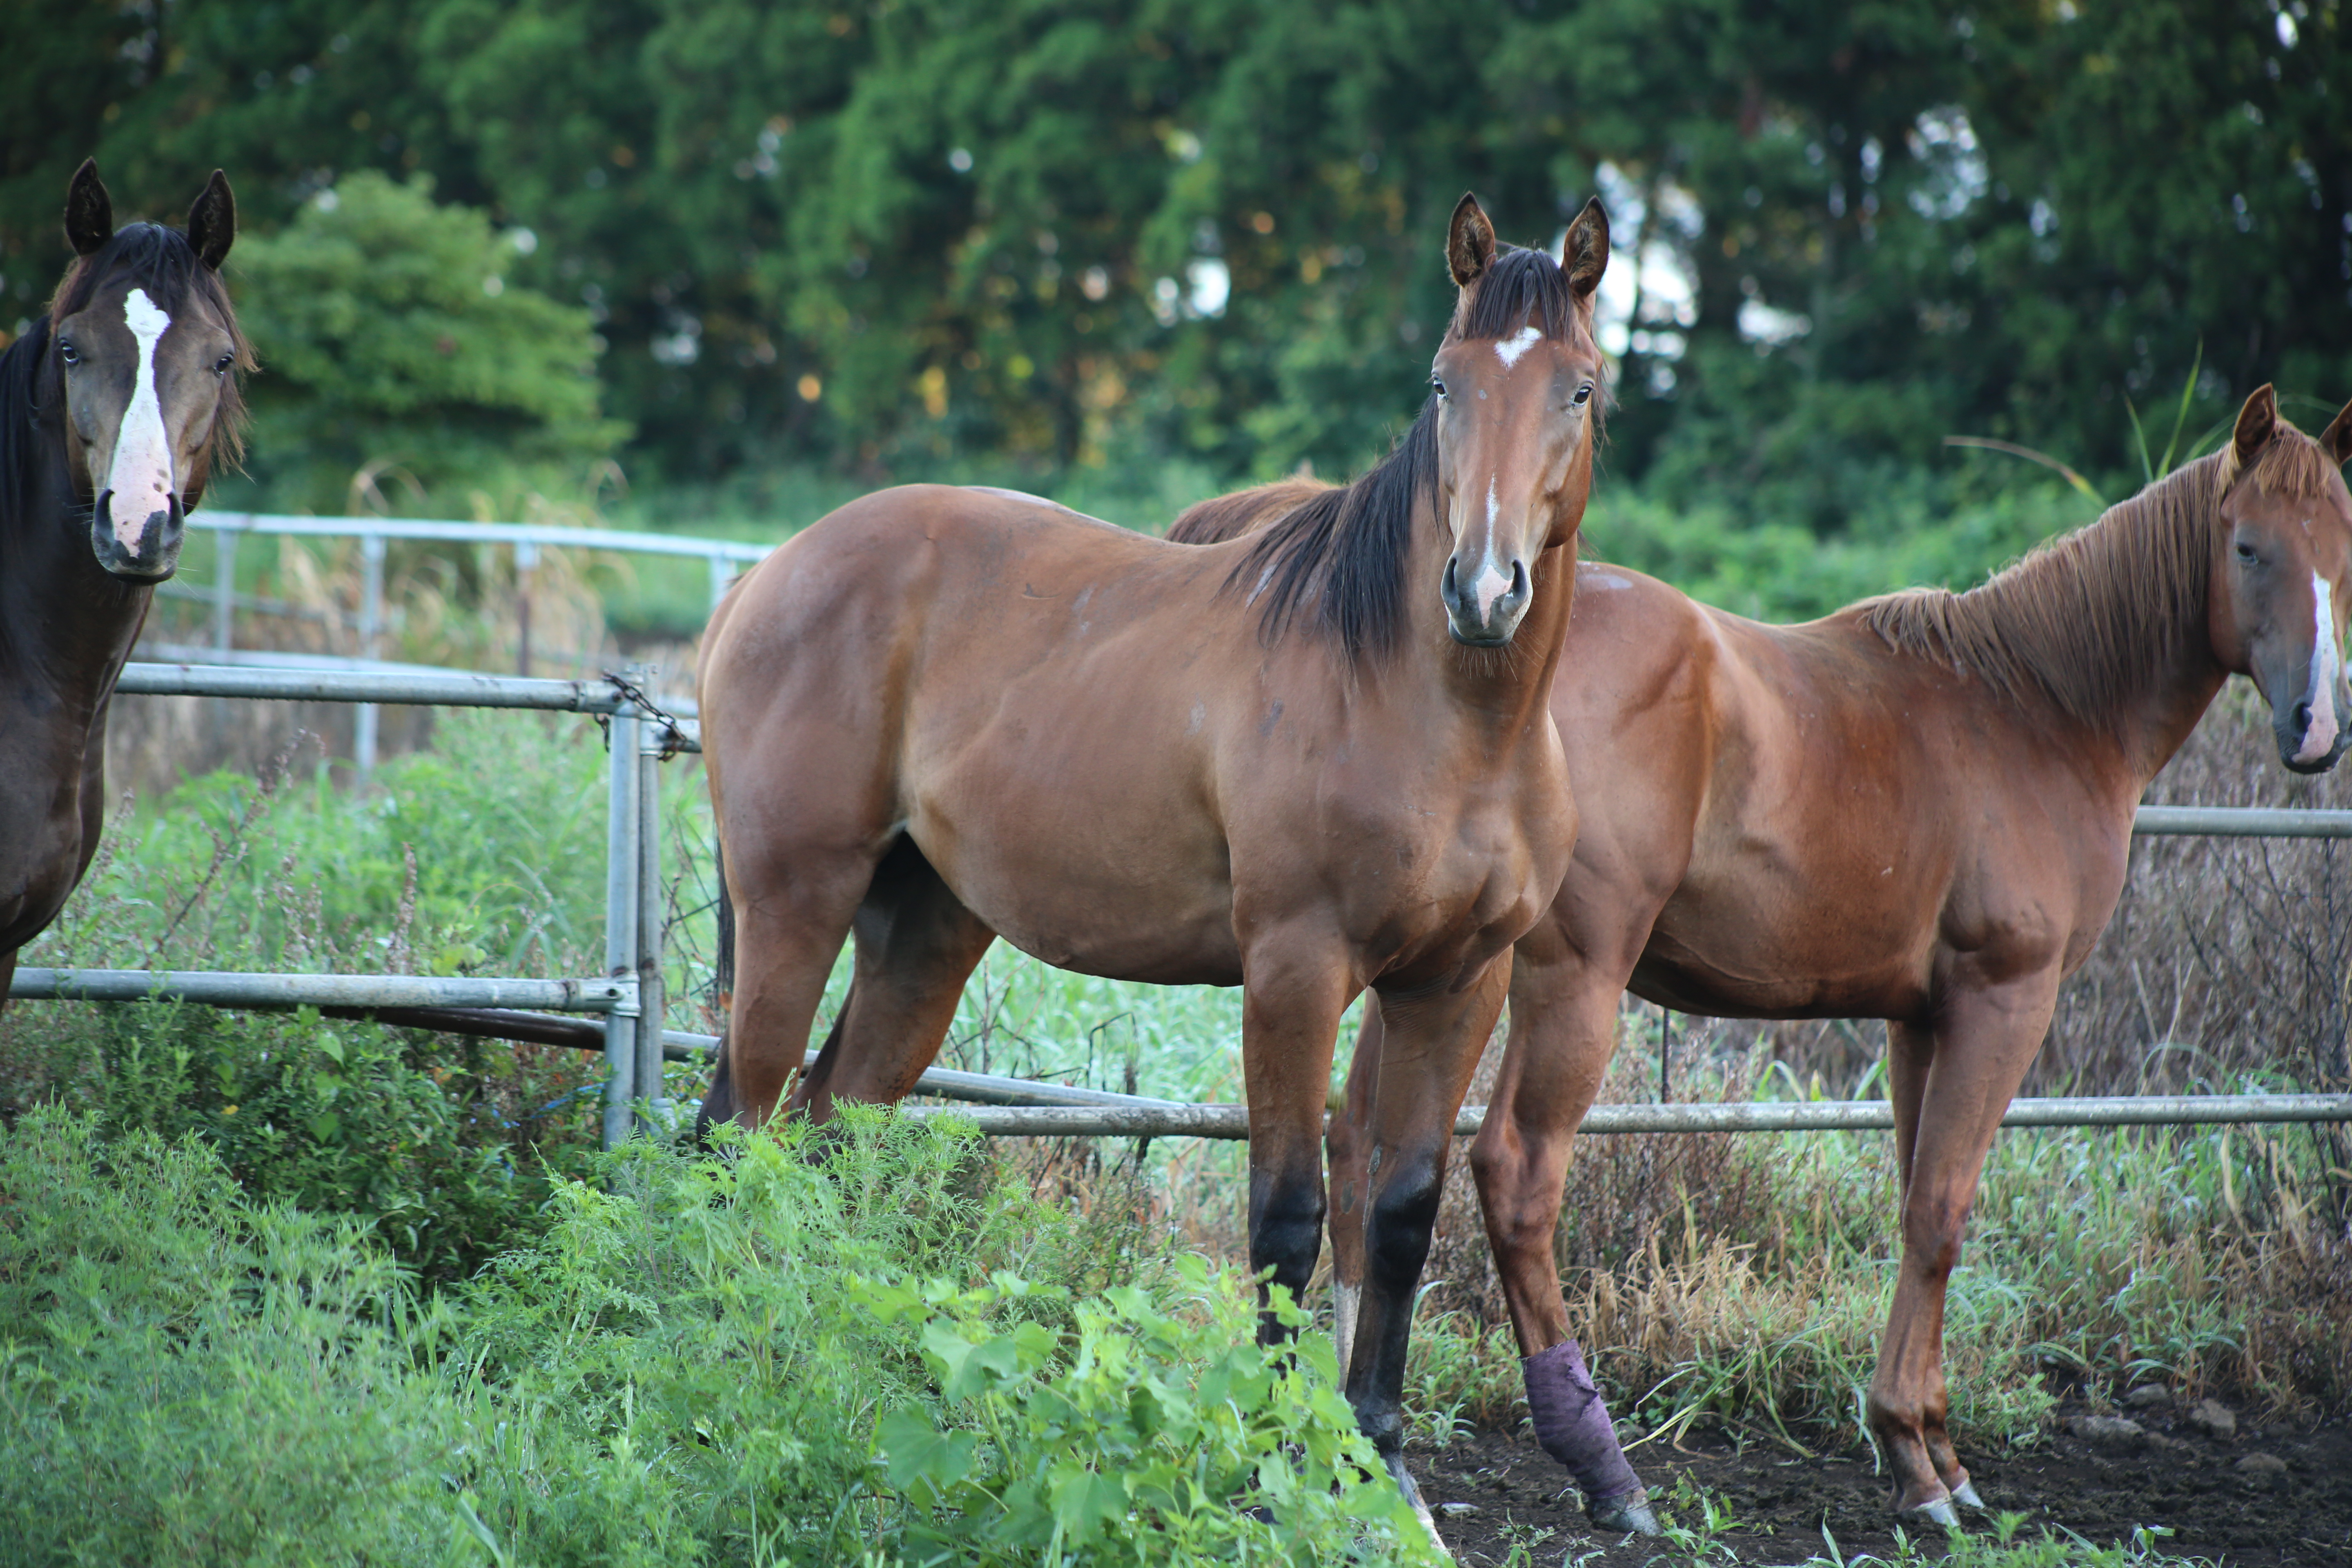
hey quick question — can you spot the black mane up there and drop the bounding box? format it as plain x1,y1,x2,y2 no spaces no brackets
1225,242,1595,663
0,316,50,518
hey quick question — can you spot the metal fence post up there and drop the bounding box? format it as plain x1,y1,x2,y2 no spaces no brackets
602,700,642,1149
635,695,668,1130
354,534,388,782
515,540,539,677
212,529,240,655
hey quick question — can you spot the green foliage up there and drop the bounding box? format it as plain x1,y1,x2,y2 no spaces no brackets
1584,478,2094,622
0,1108,455,1564
2,1002,602,1287
227,171,626,511
11,0,2348,518
865,1263,1430,1562
0,711,628,1282
0,1101,1428,1564
29,709,612,979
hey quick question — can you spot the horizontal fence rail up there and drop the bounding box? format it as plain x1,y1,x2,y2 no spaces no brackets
118,662,630,713
2131,805,2352,838
907,1092,2352,1140
9,967,635,1014
191,510,773,565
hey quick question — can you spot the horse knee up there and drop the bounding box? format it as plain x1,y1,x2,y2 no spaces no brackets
1363,1158,1444,1291
1249,1172,1325,1292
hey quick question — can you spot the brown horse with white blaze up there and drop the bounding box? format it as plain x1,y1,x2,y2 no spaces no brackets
1174,385,2352,1531
695,196,1613,1538
2,160,246,1014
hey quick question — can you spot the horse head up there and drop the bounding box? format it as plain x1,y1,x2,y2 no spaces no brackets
1428,192,1608,646
52,160,246,581
2209,384,2352,773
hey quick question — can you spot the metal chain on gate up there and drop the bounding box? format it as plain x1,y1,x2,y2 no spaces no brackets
599,669,690,758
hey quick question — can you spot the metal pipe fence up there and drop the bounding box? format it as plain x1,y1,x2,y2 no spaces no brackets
20,660,689,1148
900,1093,2352,1140
11,658,2352,1148
172,511,765,775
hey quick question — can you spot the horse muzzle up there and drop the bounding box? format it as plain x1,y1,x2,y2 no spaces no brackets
91,490,186,581
1441,552,1530,646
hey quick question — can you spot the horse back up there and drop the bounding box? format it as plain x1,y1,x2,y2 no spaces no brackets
1617,598,2138,1017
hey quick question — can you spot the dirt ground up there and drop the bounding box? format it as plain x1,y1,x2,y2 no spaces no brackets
1408,1394,2352,1566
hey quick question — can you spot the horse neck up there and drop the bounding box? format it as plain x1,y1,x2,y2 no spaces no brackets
2022,462,2233,789
2100,475,2235,788
0,355,149,719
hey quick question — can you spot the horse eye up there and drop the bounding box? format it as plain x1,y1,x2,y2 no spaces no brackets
213,353,235,374
2235,541,2260,564
1430,374,1448,398
1570,383,1593,408
58,341,79,366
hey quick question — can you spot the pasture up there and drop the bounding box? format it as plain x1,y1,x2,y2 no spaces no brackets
10,11,2352,1557
3,694,2347,1564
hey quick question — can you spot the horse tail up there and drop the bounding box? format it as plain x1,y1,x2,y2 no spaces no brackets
692,836,739,1142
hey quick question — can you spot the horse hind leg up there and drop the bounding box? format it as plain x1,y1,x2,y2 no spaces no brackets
788,834,994,1121
1870,985,2057,1527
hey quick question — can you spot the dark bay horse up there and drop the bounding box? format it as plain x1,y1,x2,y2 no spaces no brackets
1174,385,2352,1530
1,162,246,1014
696,196,1608,1538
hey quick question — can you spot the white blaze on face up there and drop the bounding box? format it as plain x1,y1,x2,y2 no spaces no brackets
2299,570,2341,763
1494,324,1543,369
1471,475,1515,619
105,287,176,546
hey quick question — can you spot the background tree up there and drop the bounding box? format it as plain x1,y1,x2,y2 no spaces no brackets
228,172,624,513
3,0,2345,536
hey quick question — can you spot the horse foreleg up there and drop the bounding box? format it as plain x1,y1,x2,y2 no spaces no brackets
1239,944,1352,1347
1870,977,2058,1527
1344,958,1512,1550
1323,1001,1383,1381
1468,947,1656,1534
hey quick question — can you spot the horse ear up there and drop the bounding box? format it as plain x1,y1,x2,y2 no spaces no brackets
187,170,236,270
2233,384,2279,467
1561,197,1609,300
65,158,113,256
2319,396,2352,468
1448,192,1496,290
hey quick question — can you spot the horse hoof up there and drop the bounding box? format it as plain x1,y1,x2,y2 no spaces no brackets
1903,1497,1963,1532
1385,1452,1452,1558
1590,1493,1663,1536
1949,1480,1985,1511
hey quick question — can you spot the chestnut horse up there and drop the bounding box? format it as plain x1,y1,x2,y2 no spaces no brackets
695,196,1606,1536
1,161,246,1015
1173,385,2352,1530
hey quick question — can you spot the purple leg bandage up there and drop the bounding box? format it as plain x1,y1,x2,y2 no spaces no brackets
1523,1339,1642,1504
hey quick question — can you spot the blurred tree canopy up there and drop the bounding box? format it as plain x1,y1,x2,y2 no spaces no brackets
3,0,2347,529
230,172,624,510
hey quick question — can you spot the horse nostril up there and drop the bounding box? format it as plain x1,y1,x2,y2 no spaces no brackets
2296,701,2314,732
